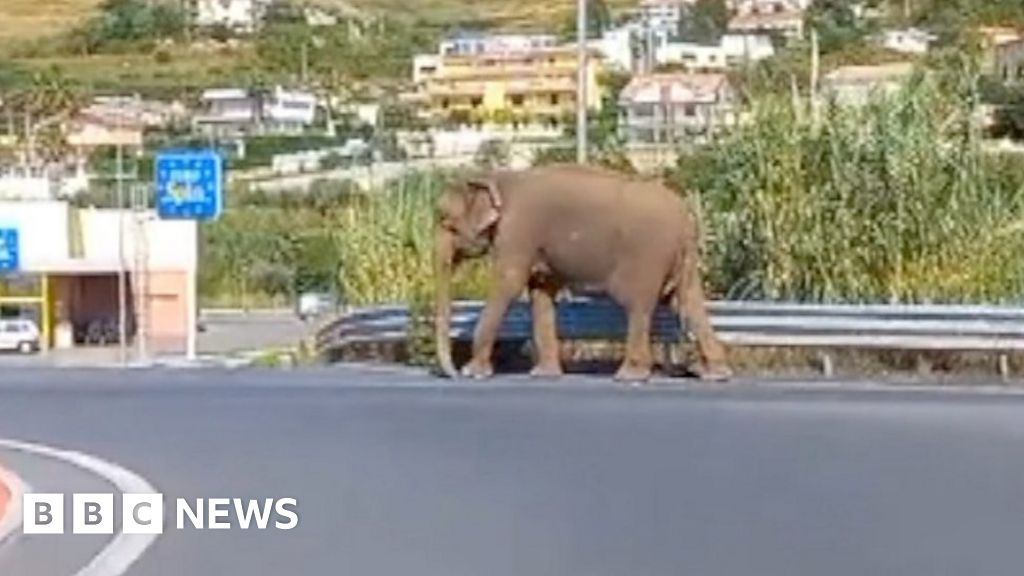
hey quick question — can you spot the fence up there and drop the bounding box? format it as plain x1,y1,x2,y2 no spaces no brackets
317,297,1024,376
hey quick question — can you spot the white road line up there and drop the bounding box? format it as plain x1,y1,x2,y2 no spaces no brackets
0,438,160,576
0,465,29,547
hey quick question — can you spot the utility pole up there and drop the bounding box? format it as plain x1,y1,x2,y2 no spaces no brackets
576,0,588,164
116,101,128,365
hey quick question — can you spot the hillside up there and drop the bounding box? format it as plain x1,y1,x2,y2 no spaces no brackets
0,0,632,46
334,0,635,28
0,0,103,44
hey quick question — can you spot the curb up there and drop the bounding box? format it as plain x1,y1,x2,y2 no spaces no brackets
0,463,25,547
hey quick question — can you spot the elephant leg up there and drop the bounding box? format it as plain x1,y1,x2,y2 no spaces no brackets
462,263,530,379
615,302,655,383
529,277,563,378
679,249,731,381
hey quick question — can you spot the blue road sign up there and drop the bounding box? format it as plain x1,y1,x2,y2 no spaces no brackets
155,150,224,220
0,228,19,273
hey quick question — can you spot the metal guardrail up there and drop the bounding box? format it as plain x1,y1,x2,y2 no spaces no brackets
316,297,1024,358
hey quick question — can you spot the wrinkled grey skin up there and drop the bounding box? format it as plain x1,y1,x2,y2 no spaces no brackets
435,164,730,382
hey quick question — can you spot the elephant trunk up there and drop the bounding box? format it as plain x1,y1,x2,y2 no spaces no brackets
434,229,458,377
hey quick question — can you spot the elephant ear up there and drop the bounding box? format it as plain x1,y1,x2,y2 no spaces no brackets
465,176,502,234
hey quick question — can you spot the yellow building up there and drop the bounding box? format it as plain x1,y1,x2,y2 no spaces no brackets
411,46,605,128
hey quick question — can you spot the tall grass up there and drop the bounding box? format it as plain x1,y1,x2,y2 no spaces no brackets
679,71,1024,304
332,170,490,306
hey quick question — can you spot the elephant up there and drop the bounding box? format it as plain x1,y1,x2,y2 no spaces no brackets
434,164,731,382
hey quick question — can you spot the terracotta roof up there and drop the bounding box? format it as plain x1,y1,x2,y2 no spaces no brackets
620,73,730,104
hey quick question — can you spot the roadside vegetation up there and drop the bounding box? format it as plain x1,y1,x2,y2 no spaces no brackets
198,59,1024,309
678,64,1024,303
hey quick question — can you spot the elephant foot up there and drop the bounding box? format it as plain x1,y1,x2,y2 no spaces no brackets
695,363,733,382
614,364,652,383
460,359,494,379
529,363,563,379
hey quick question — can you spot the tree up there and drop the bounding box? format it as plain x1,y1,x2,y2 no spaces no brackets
808,0,870,54
679,0,729,44
95,0,185,42
6,67,84,162
559,0,612,41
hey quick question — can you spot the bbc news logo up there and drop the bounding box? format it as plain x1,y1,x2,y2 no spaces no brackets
23,494,299,534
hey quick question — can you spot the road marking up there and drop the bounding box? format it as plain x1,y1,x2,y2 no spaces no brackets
0,463,28,546
0,438,160,576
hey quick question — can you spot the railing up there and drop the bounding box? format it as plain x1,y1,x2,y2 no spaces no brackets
317,297,1024,375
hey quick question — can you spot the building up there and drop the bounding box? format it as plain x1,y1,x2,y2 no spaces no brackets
638,0,692,34
978,27,1024,77
193,88,259,136
879,28,937,55
822,62,916,105
0,163,89,201
619,72,737,146
413,54,444,85
410,46,605,130
260,87,318,133
0,201,197,353
728,0,811,14
192,87,317,137
657,33,775,70
727,9,804,39
65,111,145,150
993,38,1024,83
438,32,558,56
589,26,639,72
190,0,271,33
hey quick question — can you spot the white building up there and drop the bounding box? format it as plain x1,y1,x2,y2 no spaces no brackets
261,87,317,131
438,32,558,56
193,88,258,136
0,201,198,353
0,163,89,201
589,26,639,72
638,0,692,34
880,28,938,55
619,72,737,145
727,9,804,39
822,62,916,105
191,0,271,33
728,0,811,15
657,33,775,70
192,87,316,136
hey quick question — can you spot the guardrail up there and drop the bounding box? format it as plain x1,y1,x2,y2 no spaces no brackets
317,297,1024,376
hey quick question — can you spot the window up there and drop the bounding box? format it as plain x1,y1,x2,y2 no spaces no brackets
684,104,696,117
441,98,450,109
550,94,559,106
471,97,483,108
510,94,525,107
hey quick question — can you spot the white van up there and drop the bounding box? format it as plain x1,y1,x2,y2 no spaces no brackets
0,319,41,354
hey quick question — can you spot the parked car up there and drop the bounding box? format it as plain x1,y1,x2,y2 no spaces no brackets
296,291,338,322
0,319,41,354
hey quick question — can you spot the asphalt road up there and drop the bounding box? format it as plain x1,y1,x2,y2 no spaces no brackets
3,367,1024,576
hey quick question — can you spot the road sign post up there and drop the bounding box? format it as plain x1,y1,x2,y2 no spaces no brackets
0,228,19,274
155,150,224,361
